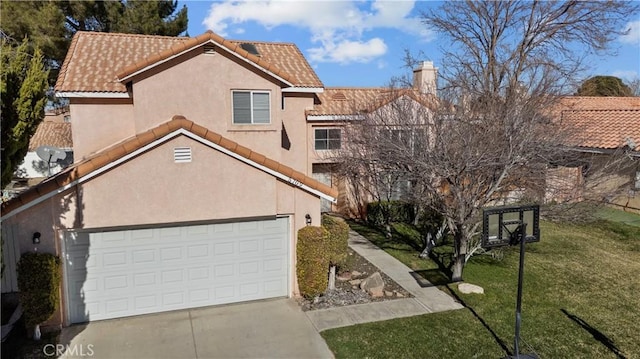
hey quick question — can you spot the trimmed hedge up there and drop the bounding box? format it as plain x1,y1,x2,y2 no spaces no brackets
366,201,416,226
297,226,330,298
17,252,61,328
321,215,349,268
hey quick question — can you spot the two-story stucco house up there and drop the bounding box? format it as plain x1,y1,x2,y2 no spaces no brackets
0,30,439,328
1,31,343,327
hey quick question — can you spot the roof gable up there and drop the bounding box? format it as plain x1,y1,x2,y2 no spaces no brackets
1,116,337,219
55,31,323,95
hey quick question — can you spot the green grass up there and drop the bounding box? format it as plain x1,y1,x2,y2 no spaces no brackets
596,206,640,227
324,220,640,358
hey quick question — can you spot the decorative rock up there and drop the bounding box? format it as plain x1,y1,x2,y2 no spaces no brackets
351,270,362,277
396,292,404,298
384,290,393,297
458,283,485,294
369,287,384,298
349,279,362,286
360,272,385,292
337,272,352,282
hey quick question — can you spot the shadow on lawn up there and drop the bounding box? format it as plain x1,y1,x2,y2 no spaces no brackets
428,251,513,357
561,309,627,359
442,285,513,357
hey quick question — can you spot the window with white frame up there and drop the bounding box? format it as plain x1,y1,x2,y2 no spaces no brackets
314,128,341,150
232,90,270,124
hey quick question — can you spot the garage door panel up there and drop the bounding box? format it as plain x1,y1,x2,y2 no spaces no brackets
65,217,289,323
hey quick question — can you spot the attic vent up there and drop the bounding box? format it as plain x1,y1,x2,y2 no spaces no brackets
332,92,347,101
203,44,216,55
174,147,192,163
240,43,260,56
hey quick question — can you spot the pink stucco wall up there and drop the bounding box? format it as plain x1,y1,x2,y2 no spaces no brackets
3,134,321,326
69,47,315,175
70,99,136,162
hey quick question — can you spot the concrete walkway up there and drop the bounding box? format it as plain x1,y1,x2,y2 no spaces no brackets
306,230,463,331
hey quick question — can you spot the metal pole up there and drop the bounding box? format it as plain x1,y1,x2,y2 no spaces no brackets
513,222,527,358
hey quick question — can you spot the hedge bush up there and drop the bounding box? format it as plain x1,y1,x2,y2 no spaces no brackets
416,207,446,234
366,201,416,226
296,226,330,298
321,214,349,268
16,252,61,328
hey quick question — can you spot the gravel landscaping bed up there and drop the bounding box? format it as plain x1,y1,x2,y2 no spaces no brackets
298,247,412,311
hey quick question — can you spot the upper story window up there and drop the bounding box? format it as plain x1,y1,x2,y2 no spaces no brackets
315,128,341,150
232,90,270,124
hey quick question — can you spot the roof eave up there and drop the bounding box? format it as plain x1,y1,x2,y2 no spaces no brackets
306,114,364,121
55,92,130,99
1,122,337,221
282,87,324,93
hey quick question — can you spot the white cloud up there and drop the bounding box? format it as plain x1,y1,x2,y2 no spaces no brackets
619,20,640,46
202,0,433,64
308,38,388,64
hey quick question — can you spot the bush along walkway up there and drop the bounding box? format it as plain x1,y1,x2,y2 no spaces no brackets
305,231,463,331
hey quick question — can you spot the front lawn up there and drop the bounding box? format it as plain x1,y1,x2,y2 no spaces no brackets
322,219,640,358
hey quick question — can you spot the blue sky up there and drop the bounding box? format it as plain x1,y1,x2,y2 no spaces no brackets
182,0,640,88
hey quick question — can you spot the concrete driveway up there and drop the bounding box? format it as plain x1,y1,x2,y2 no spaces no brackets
58,298,334,359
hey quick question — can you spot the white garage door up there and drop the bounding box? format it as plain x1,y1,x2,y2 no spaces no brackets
64,217,289,323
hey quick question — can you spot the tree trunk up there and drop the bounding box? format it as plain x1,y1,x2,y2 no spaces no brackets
451,226,468,282
328,265,336,290
451,254,465,282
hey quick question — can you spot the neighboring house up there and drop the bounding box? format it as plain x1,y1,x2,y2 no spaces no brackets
548,96,640,211
3,110,73,201
306,62,439,215
1,31,337,328
17,120,73,179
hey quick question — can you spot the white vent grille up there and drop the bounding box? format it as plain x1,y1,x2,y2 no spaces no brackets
203,45,216,55
174,147,192,163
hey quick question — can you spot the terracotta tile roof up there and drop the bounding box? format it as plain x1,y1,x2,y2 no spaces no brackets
28,122,73,151
55,31,322,94
308,87,436,116
2,116,337,216
558,97,640,150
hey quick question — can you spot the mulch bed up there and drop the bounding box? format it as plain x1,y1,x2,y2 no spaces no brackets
297,248,412,311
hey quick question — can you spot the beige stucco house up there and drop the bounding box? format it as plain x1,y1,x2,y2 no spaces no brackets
1,31,343,327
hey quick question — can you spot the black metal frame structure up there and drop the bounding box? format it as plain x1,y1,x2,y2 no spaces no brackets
481,204,541,359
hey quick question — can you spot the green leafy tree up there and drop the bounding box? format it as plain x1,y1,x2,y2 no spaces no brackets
1,0,188,77
1,38,49,188
576,76,634,96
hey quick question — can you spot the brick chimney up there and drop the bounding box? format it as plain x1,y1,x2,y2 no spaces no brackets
413,61,438,95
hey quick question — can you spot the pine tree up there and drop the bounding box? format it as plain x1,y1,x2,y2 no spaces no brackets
1,0,188,78
1,38,49,188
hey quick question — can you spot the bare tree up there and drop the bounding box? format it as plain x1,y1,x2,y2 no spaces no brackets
334,1,638,282
628,78,640,97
